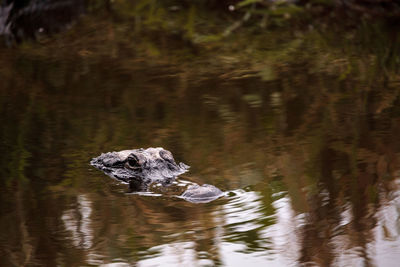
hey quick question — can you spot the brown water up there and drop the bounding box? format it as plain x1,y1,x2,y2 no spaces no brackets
1,15,400,267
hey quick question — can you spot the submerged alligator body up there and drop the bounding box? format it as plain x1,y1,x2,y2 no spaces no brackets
90,147,224,203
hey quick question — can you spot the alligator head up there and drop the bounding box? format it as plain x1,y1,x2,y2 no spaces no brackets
90,147,189,190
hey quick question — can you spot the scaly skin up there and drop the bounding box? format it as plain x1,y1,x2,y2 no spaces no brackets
90,147,223,203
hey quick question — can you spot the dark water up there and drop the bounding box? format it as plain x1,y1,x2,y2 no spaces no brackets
1,13,400,267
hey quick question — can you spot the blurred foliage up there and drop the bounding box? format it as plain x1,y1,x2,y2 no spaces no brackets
4,0,397,83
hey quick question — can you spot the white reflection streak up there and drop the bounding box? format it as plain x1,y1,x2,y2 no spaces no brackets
223,191,265,232
220,191,301,266
374,184,400,267
333,204,363,267
271,196,302,265
137,241,197,267
61,194,93,249
334,180,400,267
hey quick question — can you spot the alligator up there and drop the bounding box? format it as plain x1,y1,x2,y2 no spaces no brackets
90,147,224,203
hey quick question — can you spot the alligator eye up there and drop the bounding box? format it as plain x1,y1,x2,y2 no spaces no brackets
126,156,141,170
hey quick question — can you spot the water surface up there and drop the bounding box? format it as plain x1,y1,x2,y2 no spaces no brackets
1,8,400,267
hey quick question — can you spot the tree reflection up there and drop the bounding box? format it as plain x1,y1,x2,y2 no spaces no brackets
1,12,400,266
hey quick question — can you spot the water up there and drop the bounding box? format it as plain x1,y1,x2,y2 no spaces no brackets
1,6,400,267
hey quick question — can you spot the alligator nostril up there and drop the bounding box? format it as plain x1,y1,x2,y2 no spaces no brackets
159,149,174,163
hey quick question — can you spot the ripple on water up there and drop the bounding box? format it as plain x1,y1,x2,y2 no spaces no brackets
215,189,303,265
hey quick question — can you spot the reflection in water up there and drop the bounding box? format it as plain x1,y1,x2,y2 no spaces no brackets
374,187,400,267
137,241,206,267
62,194,93,250
220,191,302,266
1,12,400,266
0,62,400,265
331,183,400,267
